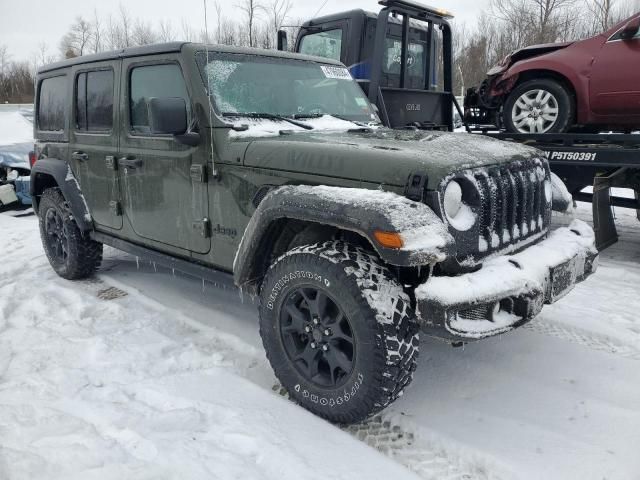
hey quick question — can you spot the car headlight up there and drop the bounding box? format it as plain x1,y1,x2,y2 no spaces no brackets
443,180,477,231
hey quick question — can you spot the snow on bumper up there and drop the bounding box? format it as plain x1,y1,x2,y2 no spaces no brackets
415,220,598,340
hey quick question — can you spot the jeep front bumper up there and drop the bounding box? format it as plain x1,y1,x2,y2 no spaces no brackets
415,220,598,341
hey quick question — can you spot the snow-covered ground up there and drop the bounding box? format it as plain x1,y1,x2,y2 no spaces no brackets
1,202,639,480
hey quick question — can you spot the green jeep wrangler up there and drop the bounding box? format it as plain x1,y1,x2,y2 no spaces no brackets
31,42,598,424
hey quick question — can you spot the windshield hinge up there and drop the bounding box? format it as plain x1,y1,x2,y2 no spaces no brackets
193,218,211,238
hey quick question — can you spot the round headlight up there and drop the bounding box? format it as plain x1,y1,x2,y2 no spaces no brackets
443,180,463,218
443,180,477,231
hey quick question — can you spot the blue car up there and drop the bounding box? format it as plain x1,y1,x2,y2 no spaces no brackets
0,107,33,208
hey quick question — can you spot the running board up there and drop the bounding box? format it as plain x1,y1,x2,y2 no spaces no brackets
91,231,238,291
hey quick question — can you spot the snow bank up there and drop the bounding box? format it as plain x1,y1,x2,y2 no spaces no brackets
0,111,33,146
0,214,420,480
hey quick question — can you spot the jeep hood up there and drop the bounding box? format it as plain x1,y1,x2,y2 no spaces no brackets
487,41,574,76
241,128,540,189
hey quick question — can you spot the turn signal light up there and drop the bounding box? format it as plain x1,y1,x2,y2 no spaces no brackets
374,231,403,249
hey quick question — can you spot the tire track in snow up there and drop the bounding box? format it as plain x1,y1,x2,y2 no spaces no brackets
271,384,494,480
91,275,494,480
523,319,640,361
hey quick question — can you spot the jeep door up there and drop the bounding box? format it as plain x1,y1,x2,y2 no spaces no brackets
589,21,640,120
118,57,210,254
70,61,122,230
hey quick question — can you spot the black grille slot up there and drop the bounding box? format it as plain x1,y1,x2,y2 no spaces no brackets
471,159,550,256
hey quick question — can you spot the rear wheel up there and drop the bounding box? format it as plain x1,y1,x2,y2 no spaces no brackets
38,188,102,280
504,78,573,133
259,241,419,424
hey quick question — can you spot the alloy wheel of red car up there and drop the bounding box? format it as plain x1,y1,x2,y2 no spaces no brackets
511,89,560,133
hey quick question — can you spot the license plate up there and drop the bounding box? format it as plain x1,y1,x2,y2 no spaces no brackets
548,255,584,302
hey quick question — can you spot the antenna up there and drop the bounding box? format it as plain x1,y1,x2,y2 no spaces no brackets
203,0,218,178
312,0,330,18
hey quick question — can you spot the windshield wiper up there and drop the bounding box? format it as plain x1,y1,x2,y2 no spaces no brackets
293,113,378,133
223,112,314,130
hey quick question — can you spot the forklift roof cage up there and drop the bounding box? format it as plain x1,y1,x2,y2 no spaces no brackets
368,0,455,130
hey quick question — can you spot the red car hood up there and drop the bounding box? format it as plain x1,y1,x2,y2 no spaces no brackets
487,41,574,75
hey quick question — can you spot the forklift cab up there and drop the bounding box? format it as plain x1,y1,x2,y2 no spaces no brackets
286,0,456,131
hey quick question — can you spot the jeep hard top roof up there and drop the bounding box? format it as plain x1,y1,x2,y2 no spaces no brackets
38,42,344,74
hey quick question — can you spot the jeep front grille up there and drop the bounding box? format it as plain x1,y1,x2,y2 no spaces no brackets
445,158,552,265
476,160,550,251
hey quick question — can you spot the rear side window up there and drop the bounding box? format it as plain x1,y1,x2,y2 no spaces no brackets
76,70,114,132
299,29,343,61
38,76,67,132
129,64,190,134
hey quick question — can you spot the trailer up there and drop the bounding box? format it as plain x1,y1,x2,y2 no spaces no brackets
464,129,640,249
279,0,640,250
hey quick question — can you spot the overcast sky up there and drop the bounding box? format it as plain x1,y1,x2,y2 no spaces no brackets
0,0,490,61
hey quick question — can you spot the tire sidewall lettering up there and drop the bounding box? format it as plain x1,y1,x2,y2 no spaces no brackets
292,372,364,408
266,269,325,310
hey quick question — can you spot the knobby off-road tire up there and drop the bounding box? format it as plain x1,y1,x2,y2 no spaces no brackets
504,78,574,134
258,241,419,424
38,188,103,280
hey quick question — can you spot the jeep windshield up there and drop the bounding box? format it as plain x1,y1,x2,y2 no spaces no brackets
196,52,379,125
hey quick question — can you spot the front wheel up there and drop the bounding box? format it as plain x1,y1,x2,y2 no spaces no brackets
259,241,419,424
503,78,574,133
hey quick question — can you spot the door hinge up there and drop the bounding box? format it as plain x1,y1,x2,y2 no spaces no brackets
109,200,122,216
193,218,211,238
106,155,118,170
190,164,207,183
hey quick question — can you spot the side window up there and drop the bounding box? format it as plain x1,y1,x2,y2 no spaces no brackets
38,76,67,132
129,63,190,134
76,70,114,132
299,29,343,61
382,37,427,88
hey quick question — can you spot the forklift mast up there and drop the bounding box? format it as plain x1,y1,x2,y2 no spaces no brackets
290,0,458,131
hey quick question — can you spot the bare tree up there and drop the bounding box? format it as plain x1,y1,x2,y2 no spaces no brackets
91,9,103,53
180,18,197,41
214,1,224,43
157,19,175,42
119,4,133,47
132,19,157,45
491,0,577,46
0,45,9,76
269,0,292,46
238,0,266,47
59,16,92,57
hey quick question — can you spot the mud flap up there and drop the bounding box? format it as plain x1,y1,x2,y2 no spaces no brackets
636,190,640,222
592,171,620,251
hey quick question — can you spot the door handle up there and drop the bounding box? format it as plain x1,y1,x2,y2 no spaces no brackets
118,157,143,169
72,151,88,162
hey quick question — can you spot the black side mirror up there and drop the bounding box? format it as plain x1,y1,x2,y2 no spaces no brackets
148,97,188,135
277,30,288,51
621,17,640,40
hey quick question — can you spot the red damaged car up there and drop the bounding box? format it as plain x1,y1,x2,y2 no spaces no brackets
465,13,640,133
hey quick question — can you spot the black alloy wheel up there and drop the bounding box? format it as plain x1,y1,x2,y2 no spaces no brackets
279,286,355,388
44,207,69,265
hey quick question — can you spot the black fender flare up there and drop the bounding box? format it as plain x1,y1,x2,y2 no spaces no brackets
30,159,92,232
233,185,455,290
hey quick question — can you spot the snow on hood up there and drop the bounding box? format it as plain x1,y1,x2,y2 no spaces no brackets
0,111,33,170
229,115,373,138
241,126,542,189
